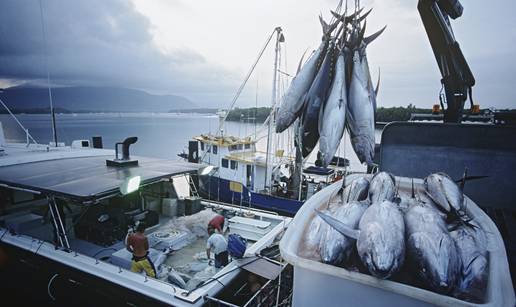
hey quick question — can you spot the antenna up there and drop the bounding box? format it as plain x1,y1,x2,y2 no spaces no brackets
39,0,58,147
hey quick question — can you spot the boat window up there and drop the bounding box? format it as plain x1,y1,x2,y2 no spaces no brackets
237,144,243,150
222,158,229,168
200,142,205,151
213,145,218,155
245,144,251,149
229,145,237,151
230,160,238,170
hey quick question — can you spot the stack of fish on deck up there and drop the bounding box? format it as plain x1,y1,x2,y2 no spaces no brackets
275,3,384,167
308,172,488,303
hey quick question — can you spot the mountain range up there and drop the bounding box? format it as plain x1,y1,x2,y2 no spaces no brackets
0,85,196,113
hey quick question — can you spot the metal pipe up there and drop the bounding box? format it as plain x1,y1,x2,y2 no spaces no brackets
0,98,39,145
47,198,64,248
0,183,41,195
48,196,70,249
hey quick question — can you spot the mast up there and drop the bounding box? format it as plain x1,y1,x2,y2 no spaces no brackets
39,0,58,147
264,27,284,193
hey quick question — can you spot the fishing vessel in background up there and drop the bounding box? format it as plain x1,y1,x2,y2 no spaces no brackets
180,27,350,216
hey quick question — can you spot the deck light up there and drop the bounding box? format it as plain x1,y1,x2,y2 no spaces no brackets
120,175,141,195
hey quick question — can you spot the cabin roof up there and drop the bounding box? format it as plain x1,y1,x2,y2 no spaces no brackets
194,134,256,146
0,155,201,203
225,151,267,166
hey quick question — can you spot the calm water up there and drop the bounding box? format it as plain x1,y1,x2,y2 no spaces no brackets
0,113,380,171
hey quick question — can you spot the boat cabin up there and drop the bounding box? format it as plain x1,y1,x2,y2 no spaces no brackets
193,134,274,193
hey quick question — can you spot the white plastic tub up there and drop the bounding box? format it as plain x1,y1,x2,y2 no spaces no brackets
280,175,515,307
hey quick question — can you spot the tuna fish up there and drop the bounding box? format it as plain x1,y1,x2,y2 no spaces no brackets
319,201,368,265
275,19,332,133
424,173,464,215
317,200,405,279
450,222,488,301
346,23,386,165
405,203,461,294
368,172,396,204
342,176,370,203
318,49,348,167
300,41,338,157
346,47,376,165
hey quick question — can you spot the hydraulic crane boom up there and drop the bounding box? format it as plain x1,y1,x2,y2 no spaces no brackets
418,0,475,123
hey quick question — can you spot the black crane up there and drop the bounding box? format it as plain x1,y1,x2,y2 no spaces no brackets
418,0,475,123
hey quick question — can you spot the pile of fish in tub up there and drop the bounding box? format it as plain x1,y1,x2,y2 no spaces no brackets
305,172,488,303
275,4,385,167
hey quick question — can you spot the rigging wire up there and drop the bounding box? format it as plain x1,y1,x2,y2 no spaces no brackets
0,97,39,145
218,28,280,133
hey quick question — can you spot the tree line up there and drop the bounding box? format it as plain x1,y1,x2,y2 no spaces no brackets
225,104,434,123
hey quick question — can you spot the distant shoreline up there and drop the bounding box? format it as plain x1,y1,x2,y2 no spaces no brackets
2,106,513,123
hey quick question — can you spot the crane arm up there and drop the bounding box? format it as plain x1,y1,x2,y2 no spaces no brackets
418,0,475,123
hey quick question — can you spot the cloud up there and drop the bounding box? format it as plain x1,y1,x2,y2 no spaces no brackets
0,0,515,109
0,0,238,105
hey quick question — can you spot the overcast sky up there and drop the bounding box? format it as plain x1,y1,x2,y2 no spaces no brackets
0,0,515,109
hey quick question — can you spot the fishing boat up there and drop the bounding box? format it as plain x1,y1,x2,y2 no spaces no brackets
180,28,348,216
0,105,293,306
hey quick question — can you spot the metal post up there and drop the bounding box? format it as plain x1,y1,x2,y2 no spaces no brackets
48,196,70,249
264,27,282,193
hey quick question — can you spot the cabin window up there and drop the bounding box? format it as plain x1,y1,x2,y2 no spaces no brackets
245,144,251,149
213,145,218,155
230,145,237,151
200,142,205,151
230,160,238,170
237,144,243,150
222,158,229,168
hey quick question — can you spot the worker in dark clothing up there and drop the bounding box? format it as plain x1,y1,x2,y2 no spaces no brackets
126,222,156,278
208,214,225,233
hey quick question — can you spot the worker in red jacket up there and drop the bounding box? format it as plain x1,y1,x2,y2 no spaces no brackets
208,214,225,233
126,222,156,278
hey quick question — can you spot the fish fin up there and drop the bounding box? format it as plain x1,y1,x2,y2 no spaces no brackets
345,7,365,24
315,210,360,239
358,20,367,45
297,49,309,75
364,25,387,46
424,190,449,213
331,8,365,24
330,10,342,20
375,67,381,97
319,15,330,35
357,8,373,23
460,167,468,191
411,178,415,199
453,175,489,184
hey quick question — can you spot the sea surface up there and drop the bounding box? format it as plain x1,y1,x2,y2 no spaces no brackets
0,113,381,171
